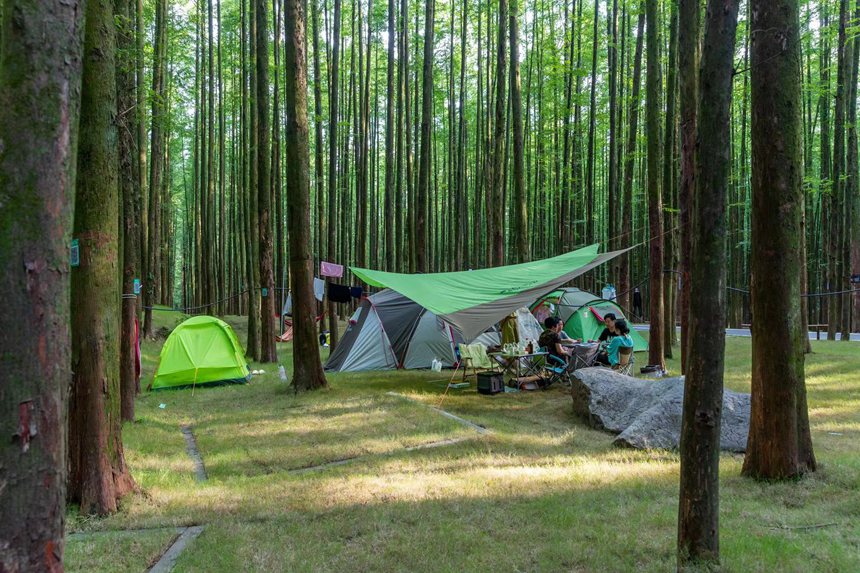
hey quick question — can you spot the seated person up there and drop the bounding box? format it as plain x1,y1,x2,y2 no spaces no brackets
558,319,574,342
594,320,634,367
538,317,574,364
592,313,617,343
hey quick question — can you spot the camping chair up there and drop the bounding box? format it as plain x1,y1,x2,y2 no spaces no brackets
533,348,574,387
451,343,499,384
612,346,634,376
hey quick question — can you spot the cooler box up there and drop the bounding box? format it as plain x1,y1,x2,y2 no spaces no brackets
477,372,504,395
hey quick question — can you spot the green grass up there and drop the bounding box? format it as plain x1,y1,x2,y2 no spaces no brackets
65,310,860,572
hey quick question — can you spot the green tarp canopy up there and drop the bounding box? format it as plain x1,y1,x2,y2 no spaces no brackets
351,245,628,340
150,316,251,390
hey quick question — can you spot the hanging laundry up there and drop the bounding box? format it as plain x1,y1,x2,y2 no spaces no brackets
328,282,352,303
320,260,344,278
313,277,325,301
350,286,364,299
282,293,293,316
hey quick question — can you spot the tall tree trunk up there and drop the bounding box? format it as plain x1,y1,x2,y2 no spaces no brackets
137,0,148,310
620,7,645,313
676,0,739,565
853,4,860,329
818,5,831,343
207,0,217,310
457,0,469,268
844,8,859,338
285,0,329,390
69,0,135,515
678,0,698,374
509,0,527,262
416,0,435,272
312,0,325,278
327,0,341,349
662,0,678,358
258,0,277,363
144,0,168,338
645,0,664,367
0,0,84,566
489,0,508,266
743,0,817,480
829,0,849,340
247,0,262,360
585,0,599,251
385,0,396,270
118,0,141,422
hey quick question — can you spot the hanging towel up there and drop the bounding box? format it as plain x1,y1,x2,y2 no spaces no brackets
313,278,325,302
350,286,364,299
328,282,352,303
320,261,344,278
282,293,293,316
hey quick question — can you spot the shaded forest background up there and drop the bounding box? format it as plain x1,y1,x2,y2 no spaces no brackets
133,0,860,347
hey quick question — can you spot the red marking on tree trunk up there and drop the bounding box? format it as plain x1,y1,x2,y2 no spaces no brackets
44,539,61,573
16,401,35,452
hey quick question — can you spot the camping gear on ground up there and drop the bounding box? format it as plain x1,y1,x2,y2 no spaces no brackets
350,244,629,341
530,287,648,352
477,371,505,395
278,364,288,380
488,349,548,390
149,316,250,391
319,331,330,347
450,343,501,385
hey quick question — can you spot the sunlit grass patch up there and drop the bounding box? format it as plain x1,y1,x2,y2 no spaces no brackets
65,527,178,573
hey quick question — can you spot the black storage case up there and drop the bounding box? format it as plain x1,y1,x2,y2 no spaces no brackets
477,372,505,395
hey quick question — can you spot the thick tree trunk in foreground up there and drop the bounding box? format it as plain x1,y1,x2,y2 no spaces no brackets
0,0,84,568
415,0,435,272
69,0,135,515
645,0,664,368
743,0,816,480
258,0,277,363
118,0,141,422
676,0,739,567
678,0,700,375
284,0,329,391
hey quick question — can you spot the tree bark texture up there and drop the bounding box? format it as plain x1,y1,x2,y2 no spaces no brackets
645,0,664,367
743,0,816,480
0,0,85,568
285,0,330,390
676,0,739,567
69,0,136,515
415,0,435,272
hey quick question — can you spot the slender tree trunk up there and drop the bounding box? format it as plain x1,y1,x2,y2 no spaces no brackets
137,0,148,309
620,7,645,313
678,0,699,374
743,0,816,480
416,0,435,272
285,0,329,390
385,0,396,270
844,8,859,337
645,0,664,367
819,5,831,342
248,0,262,360
144,0,168,337
829,0,849,340
676,0,739,566
853,4,860,329
69,0,135,515
118,0,140,422
585,0,599,251
457,0,469,268
327,0,341,349
489,0,508,266
662,1,678,358
509,0,527,263
258,0,277,362
0,0,84,566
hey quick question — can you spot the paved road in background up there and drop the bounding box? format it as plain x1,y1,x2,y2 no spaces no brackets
632,324,860,342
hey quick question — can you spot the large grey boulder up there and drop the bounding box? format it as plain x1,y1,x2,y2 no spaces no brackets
571,367,750,452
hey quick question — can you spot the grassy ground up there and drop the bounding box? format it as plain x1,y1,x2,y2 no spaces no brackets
65,309,860,572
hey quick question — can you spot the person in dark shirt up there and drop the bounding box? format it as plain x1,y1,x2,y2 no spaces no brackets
593,313,617,343
538,317,574,363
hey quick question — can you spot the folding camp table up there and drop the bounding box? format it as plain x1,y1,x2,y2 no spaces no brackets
488,350,548,389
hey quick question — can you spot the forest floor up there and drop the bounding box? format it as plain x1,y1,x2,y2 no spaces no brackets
65,310,860,572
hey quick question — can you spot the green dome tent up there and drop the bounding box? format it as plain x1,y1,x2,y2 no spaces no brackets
531,288,648,352
150,316,251,390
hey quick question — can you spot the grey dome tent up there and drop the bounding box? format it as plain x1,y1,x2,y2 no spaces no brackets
325,289,541,372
